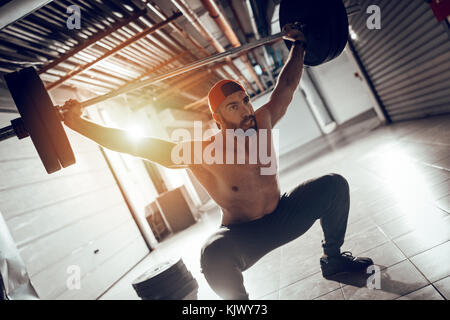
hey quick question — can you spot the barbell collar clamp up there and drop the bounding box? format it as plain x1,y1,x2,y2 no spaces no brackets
11,117,29,139
0,118,30,142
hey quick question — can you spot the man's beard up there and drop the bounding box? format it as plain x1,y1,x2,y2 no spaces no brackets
221,115,258,131
240,115,257,130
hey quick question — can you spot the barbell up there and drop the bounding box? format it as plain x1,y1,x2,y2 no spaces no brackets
0,0,349,174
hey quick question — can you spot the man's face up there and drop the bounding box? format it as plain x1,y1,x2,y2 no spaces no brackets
214,91,257,131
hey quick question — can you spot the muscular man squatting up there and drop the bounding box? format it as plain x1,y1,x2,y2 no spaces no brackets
63,24,374,300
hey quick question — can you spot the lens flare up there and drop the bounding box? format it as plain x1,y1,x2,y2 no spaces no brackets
127,124,145,139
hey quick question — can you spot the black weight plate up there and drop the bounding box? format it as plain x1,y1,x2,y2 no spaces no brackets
4,70,61,174
333,0,349,60
132,259,189,291
21,67,76,168
137,272,196,300
330,0,348,61
324,0,341,62
181,288,198,300
161,278,198,300
132,259,188,292
326,0,348,61
135,271,193,298
158,270,193,293
136,274,194,300
135,270,194,299
280,0,334,66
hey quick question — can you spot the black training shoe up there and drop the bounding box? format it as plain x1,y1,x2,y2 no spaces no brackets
320,251,374,278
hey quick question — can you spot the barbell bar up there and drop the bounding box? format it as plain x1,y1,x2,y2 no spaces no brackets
0,0,350,174
0,31,287,136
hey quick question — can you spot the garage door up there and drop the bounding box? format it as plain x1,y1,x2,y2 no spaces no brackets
345,0,450,121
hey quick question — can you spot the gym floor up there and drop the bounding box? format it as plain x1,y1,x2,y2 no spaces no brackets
101,113,450,300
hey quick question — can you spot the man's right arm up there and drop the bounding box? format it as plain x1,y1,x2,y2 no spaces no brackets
64,115,188,169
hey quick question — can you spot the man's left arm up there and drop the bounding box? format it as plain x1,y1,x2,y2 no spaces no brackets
258,25,306,127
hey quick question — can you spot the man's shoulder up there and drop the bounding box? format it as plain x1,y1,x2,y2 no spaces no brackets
255,105,273,129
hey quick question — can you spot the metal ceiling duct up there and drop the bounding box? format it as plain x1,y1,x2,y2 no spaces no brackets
171,0,256,94
200,0,265,92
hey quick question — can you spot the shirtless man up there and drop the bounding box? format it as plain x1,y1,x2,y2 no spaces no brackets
63,24,373,300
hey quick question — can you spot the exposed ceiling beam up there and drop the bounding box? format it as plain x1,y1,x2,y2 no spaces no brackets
0,0,52,30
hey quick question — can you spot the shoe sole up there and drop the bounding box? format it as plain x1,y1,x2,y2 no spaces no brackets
321,263,374,278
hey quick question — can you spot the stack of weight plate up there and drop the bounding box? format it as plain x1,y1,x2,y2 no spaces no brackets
132,259,198,300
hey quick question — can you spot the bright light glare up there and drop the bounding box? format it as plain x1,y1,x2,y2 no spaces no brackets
127,124,145,139
349,26,358,40
254,64,263,76
370,145,442,235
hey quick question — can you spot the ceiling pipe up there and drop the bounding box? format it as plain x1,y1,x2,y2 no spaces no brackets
147,2,209,58
200,0,265,92
0,0,52,30
146,2,233,87
171,0,256,94
225,0,274,87
245,0,277,75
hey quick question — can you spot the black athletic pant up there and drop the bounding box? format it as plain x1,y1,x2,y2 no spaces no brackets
200,173,350,300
